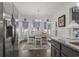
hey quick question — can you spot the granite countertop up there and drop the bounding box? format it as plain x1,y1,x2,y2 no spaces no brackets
49,36,79,52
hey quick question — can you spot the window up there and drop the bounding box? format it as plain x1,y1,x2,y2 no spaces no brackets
48,23,51,30
33,21,40,28
44,22,47,29
22,21,29,29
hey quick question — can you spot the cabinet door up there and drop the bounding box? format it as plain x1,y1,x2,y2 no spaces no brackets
51,46,60,57
61,53,68,57
61,44,79,57
55,48,60,57
51,39,60,50
3,2,13,16
51,46,55,57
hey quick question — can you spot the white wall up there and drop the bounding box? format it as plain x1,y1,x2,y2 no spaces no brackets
53,3,77,39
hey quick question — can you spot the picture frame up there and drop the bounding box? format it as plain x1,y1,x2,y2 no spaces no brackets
58,15,66,27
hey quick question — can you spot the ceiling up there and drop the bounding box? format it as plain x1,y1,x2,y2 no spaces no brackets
14,2,76,19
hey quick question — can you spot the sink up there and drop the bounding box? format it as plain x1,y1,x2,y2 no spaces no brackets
70,42,79,46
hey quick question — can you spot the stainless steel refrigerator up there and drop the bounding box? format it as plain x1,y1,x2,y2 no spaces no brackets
3,16,18,57
0,2,18,57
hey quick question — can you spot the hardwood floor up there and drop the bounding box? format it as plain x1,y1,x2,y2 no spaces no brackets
29,50,47,57
19,49,51,57
18,42,51,57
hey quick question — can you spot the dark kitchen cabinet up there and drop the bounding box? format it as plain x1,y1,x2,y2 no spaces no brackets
50,38,79,57
3,2,13,16
70,6,79,24
51,45,60,57
51,45,55,57
61,53,67,57
3,2,18,19
61,44,79,57
51,39,61,57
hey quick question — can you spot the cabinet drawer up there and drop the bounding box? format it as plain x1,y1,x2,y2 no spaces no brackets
51,39,60,50
61,44,79,57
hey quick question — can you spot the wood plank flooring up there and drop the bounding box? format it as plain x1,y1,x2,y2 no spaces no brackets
18,42,51,57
